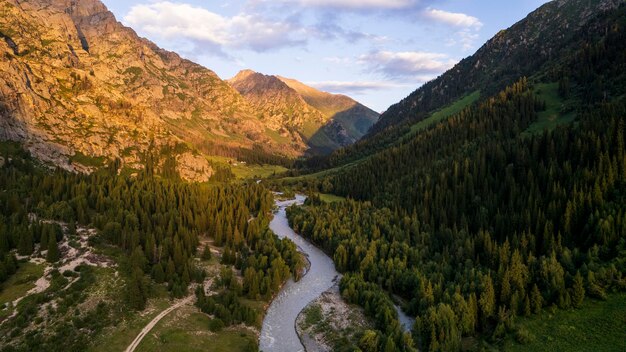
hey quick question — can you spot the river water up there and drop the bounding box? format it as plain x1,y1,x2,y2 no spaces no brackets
259,195,414,352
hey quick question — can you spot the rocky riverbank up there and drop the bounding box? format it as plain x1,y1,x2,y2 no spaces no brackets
296,284,373,351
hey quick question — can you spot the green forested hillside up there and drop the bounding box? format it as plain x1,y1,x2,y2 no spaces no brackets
294,0,625,174
289,84,626,352
0,145,302,351
283,4,626,351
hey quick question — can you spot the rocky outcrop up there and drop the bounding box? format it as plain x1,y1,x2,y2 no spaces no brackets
0,0,317,179
229,70,325,133
176,152,212,183
229,70,379,154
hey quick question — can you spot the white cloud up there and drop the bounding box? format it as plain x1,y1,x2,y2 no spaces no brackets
298,0,416,10
307,80,409,94
124,2,305,53
359,51,457,78
323,56,352,64
421,8,483,51
422,8,483,29
256,0,418,10
456,29,480,50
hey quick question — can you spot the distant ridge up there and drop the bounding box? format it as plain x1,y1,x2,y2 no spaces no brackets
229,70,379,154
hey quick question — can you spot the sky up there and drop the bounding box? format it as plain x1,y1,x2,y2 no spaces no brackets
101,0,550,113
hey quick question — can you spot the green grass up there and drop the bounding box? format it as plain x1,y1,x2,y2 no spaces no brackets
301,120,323,140
136,305,257,352
88,295,172,352
502,294,626,352
123,67,143,76
300,120,340,153
318,193,346,203
302,304,323,328
231,163,287,180
265,128,291,144
206,155,288,180
84,259,171,352
524,82,577,135
279,157,363,183
406,90,480,137
0,262,44,307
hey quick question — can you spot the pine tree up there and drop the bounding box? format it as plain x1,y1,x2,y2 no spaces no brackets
130,246,147,273
127,268,147,310
0,226,10,254
523,295,531,316
17,229,33,256
68,220,77,237
152,263,165,283
531,284,543,314
202,245,212,261
359,330,380,352
166,258,176,282
383,336,396,352
572,271,585,308
47,233,60,262
480,275,496,320
333,244,348,272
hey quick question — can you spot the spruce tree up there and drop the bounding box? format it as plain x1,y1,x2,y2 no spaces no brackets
47,233,60,262
480,275,496,321
17,229,33,256
572,271,585,308
531,284,543,314
202,245,212,260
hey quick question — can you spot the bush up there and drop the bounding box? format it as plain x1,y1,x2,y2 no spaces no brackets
588,284,608,300
62,270,78,277
208,318,224,332
515,326,535,344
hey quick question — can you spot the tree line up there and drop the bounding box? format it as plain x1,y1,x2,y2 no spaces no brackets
0,141,302,350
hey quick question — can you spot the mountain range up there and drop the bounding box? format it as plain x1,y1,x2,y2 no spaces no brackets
2,0,626,351
0,0,377,180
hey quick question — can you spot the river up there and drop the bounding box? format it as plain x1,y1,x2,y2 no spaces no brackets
259,195,414,352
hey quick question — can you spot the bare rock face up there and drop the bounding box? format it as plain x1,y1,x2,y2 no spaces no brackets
176,152,213,183
229,70,379,154
229,70,325,133
0,0,315,179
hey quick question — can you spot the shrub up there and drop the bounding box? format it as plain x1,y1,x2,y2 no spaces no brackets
208,318,224,332
515,326,535,344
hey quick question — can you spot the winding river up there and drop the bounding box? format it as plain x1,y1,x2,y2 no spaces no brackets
259,195,414,352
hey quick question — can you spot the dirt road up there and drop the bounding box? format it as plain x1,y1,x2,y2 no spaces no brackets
125,295,194,352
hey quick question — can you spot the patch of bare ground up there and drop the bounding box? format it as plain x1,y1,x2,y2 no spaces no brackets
4,218,116,323
296,283,372,352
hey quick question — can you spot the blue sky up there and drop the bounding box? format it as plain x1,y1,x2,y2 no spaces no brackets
102,0,549,112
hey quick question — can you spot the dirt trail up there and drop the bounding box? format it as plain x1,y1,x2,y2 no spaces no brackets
124,295,194,352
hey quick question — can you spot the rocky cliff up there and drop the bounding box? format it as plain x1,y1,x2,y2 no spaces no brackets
230,70,379,154
0,0,313,180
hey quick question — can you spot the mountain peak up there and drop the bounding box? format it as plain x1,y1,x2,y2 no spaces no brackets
228,70,379,154
228,70,294,96
0,0,309,179
231,69,257,81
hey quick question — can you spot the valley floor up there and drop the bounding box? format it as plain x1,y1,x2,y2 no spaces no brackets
501,293,626,352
